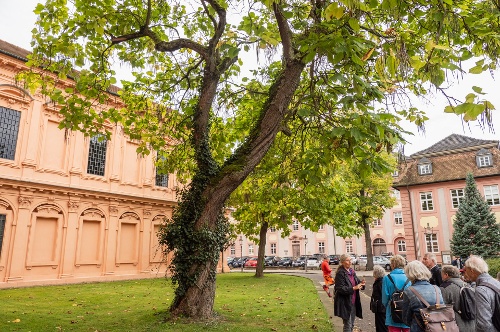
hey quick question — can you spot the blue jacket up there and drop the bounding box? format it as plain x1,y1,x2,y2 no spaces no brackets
382,268,410,327
402,280,444,332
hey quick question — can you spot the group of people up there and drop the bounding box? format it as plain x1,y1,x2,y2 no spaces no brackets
320,253,500,332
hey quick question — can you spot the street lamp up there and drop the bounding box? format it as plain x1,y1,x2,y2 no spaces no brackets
304,235,308,273
239,236,243,272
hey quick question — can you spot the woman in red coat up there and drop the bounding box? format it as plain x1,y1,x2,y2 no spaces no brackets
321,254,334,297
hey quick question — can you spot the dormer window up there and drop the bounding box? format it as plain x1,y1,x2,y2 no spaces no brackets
476,148,493,168
418,157,432,175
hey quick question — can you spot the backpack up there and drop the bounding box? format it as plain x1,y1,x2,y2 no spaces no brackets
458,284,475,321
409,286,459,332
387,274,410,324
479,281,500,331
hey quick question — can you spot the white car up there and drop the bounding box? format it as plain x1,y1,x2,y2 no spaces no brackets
358,255,391,270
305,257,321,269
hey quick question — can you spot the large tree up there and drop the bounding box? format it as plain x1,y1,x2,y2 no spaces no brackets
450,173,500,258
337,154,397,270
23,0,499,319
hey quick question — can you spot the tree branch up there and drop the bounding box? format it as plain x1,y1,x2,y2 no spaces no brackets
273,2,294,61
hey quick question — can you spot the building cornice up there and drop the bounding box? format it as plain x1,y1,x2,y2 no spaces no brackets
0,177,176,208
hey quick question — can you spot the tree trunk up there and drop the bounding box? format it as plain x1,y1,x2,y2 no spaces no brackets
363,215,374,271
169,258,218,318
165,55,306,320
255,220,268,278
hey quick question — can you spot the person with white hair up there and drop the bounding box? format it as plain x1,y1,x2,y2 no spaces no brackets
401,260,444,332
334,253,366,332
464,255,500,332
371,265,388,332
422,253,442,286
382,254,410,332
440,265,475,331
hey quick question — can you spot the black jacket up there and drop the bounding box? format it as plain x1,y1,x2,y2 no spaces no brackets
370,277,386,313
429,265,442,286
334,267,363,319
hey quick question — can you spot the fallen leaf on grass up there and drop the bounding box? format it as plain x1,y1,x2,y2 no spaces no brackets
12,319,21,323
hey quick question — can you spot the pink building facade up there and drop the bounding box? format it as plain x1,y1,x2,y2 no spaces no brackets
0,40,181,288
394,134,500,264
225,191,408,261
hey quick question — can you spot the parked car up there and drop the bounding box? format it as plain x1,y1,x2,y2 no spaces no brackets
357,254,367,266
359,255,391,270
227,257,236,267
264,256,280,266
305,257,321,269
244,257,258,268
349,254,358,265
232,256,250,268
278,257,293,267
373,255,391,270
292,256,306,267
329,255,340,265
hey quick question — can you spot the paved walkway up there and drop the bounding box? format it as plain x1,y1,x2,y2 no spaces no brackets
253,267,377,331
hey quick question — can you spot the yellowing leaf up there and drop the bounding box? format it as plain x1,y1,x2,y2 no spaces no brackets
12,319,21,323
361,48,375,61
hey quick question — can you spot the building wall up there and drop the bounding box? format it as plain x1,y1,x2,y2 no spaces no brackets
225,192,408,261
401,177,500,263
0,51,181,288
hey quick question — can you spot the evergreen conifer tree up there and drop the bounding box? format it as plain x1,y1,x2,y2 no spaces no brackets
450,173,500,258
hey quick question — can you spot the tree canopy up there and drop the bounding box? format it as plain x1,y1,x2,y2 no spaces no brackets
22,0,500,319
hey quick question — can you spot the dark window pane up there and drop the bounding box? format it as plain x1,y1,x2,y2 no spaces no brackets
0,106,21,160
0,214,5,257
87,135,107,176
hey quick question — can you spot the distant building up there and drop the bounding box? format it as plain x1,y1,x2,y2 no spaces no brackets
225,190,407,260
393,134,500,263
0,39,180,287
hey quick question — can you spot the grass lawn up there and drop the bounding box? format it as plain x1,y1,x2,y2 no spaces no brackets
0,273,332,331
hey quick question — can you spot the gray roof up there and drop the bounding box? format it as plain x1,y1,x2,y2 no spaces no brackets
411,134,498,157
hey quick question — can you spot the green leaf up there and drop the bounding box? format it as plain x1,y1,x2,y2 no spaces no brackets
472,86,485,95
465,93,476,103
348,18,360,32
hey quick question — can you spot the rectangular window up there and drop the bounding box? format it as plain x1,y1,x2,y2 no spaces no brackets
87,135,107,176
269,226,276,232
155,155,169,187
397,240,406,252
0,214,5,256
394,212,403,225
292,220,299,231
345,240,353,253
419,164,432,174
0,106,21,160
373,219,382,226
420,192,434,211
270,243,276,255
392,170,399,177
478,155,492,167
425,234,439,253
450,189,464,209
318,224,324,230
248,244,254,255
318,242,325,254
484,185,500,206
230,246,235,255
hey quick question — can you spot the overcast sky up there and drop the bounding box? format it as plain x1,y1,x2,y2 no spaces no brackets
1,1,499,155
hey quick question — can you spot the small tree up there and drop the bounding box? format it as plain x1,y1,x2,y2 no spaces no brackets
450,173,500,258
